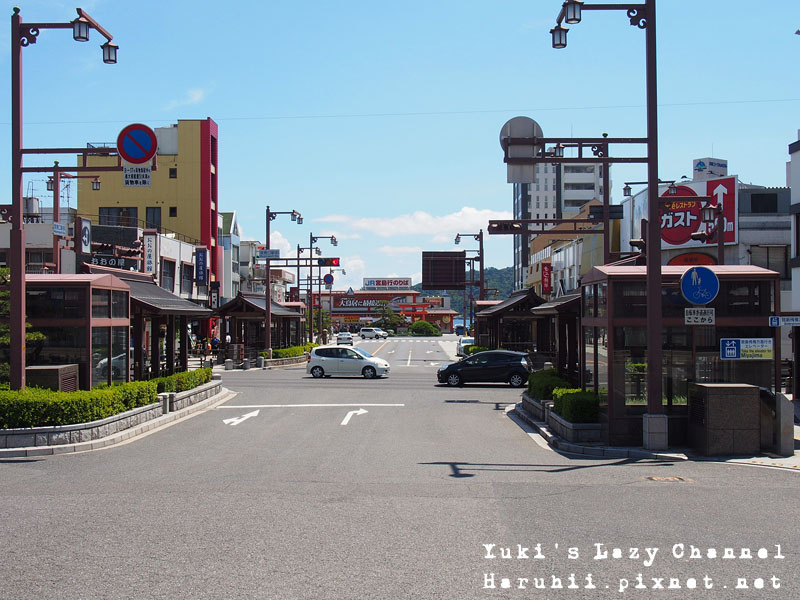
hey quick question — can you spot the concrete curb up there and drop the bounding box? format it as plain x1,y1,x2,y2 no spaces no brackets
0,387,238,458
509,401,689,462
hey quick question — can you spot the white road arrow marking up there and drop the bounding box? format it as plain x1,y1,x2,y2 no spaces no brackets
223,410,260,426
426,350,433,354
341,408,368,425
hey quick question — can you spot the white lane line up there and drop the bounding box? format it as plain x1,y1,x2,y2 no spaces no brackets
219,403,405,408
407,349,412,367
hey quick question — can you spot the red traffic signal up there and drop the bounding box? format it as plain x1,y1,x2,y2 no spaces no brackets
317,258,340,267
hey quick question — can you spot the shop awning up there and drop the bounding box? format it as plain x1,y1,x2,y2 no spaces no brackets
530,293,581,316
126,279,213,316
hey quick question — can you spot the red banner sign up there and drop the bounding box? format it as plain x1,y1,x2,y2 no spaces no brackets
542,262,552,294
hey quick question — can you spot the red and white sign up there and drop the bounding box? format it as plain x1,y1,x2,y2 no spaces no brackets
659,176,737,250
541,262,552,294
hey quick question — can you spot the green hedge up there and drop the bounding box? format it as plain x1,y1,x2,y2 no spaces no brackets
465,345,489,356
151,368,213,394
0,368,213,429
259,343,317,360
552,387,600,423
0,380,158,429
408,320,442,336
528,368,571,400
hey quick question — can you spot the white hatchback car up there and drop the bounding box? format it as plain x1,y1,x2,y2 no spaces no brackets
456,336,475,357
336,331,354,345
360,327,388,339
307,346,390,379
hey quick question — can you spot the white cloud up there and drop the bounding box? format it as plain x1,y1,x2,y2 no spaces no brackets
164,88,208,110
317,207,512,243
269,230,292,258
377,245,423,256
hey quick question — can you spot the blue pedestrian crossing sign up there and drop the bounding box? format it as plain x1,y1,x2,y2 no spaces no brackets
680,266,719,305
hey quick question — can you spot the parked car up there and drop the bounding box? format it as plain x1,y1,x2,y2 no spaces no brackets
360,327,388,339
336,331,354,345
95,348,133,378
456,336,475,357
437,350,531,387
307,345,390,379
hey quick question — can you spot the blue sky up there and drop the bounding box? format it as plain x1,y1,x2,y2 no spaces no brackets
1,1,798,291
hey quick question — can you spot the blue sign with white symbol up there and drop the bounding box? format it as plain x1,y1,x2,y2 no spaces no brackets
720,338,740,359
680,266,719,305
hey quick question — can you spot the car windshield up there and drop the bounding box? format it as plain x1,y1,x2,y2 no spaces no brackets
460,338,474,345
352,347,373,358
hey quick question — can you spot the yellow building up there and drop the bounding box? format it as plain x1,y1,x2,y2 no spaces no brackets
77,118,220,280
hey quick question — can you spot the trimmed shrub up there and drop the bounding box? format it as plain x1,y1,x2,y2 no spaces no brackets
465,345,489,356
408,320,442,336
0,368,213,429
0,381,159,429
528,368,570,400
259,343,317,360
552,388,600,423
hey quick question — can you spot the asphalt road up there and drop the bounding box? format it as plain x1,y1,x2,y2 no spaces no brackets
1,335,798,599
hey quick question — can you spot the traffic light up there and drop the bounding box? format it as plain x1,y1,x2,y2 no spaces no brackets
318,258,340,266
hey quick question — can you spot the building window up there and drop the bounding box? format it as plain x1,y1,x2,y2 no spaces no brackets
99,207,138,227
750,193,778,213
181,264,193,295
750,245,789,279
169,206,177,218
565,183,596,191
92,289,111,318
564,166,594,174
111,291,129,318
161,259,176,292
169,167,177,179
146,207,162,231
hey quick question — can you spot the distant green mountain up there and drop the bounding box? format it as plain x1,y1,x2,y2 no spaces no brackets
413,266,514,319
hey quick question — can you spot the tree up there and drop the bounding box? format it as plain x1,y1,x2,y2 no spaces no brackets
0,268,47,383
408,319,441,337
373,300,404,331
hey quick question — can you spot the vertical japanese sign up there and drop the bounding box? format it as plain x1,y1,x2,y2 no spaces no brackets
541,262,552,294
143,233,157,275
195,248,207,285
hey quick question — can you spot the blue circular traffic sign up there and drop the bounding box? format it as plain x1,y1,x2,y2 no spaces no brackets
117,123,158,164
680,266,719,305
323,273,334,285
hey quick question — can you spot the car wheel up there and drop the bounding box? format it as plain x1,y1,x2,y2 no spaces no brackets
446,373,462,387
362,366,377,379
310,366,325,378
509,372,526,388
111,367,120,378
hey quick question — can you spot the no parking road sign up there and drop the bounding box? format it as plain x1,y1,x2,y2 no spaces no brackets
117,123,158,164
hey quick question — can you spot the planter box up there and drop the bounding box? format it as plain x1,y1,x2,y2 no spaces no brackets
548,410,602,443
521,392,548,421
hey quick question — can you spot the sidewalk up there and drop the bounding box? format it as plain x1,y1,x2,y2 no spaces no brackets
510,402,800,472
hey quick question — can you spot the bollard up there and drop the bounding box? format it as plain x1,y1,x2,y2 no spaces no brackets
256,356,265,369
160,393,170,415
242,358,250,370
225,359,233,371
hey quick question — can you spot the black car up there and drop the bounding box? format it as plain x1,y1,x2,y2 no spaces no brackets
437,350,531,388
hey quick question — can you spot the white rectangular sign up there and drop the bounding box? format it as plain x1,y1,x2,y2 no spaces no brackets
123,166,152,187
362,278,411,289
52,222,67,237
685,307,715,325
143,234,157,274
257,249,280,259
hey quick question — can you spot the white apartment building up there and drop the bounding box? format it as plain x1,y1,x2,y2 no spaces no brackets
513,159,606,290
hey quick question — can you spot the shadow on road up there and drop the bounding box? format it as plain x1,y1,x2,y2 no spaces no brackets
418,459,677,478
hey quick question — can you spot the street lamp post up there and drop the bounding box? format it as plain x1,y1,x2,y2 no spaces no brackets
309,233,337,341
264,206,302,356
551,0,666,448
454,230,485,300
693,200,725,265
10,6,117,390
47,161,100,273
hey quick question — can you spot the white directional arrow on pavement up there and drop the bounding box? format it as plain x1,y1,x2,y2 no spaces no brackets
223,410,260,426
341,408,368,426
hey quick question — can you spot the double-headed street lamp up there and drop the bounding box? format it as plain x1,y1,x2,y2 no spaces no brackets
310,234,338,339
264,207,302,356
454,230,485,301
10,6,117,390
550,0,666,448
